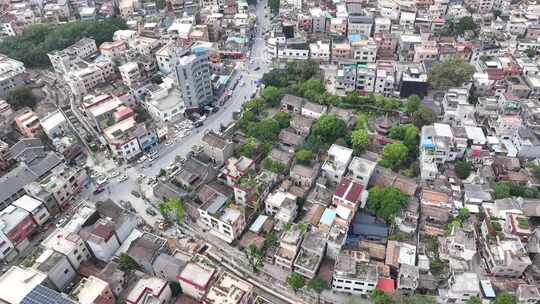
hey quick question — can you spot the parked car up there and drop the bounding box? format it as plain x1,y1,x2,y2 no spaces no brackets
109,171,120,179
145,208,157,216
117,175,128,183
131,190,141,198
96,176,108,186
93,187,105,195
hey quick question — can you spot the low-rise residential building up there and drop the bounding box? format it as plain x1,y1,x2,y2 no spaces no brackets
0,266,47,304
201,131,234,165
198,192,246,243
204,272,255,304
0,205,37,253
11,195,50,226
33,249,77,291
322,144,353,183
0,55,26,98
332,251,379,296
293,231,326,279
42,228,90,270
178,262,216,301
438,272,480,303
72,275,115,304
125,276,171,304
275,225,304,271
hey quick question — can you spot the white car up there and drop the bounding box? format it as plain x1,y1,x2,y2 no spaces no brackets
137,174,146,180
149,154,159,162
137,155,147,164
165,140,173,146
96,176,108,186
109,171,120,179
117,175,128,183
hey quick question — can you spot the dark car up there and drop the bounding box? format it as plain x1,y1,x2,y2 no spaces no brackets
93,187,105,195
254,67,261,71
194,121,203,128
145,208,157,216
131,190,141,198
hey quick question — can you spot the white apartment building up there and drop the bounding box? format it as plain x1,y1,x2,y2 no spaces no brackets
310,41,330,61
275,226,303,271
174,49,213,108
205,272,255,304
42,228,90,270
438,272,480,303
293,232,326,279
126,276,172,304
356,64,377,93
332,252,378,296
352,42,378,63
103,116,142,161
119,62,143,87
322,144,353,183
198,193,246,243
145,84,185,122
0,55,26,97
12,195,50,226
347,15,374,37
442,88,469,124
374,67,395,95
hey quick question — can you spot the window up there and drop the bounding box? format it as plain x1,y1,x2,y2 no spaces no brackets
64,269,69,274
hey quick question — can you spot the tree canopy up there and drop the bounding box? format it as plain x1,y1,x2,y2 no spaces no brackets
245,244,264,272
118,253,139,271
307,115,347,147
404,95,421,113
260,86,282,107
493,293,517,304
295,149,313,165
428,59,475,90
157,198,185,223
455,16,477,34
6,86,39,110
379,142,409,170
455,161,473,179
413,106,437,128
366,186,409,223
351,128,369,154
286,272,306,293
0,18,127,67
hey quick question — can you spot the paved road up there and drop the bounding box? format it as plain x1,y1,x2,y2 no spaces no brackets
87,0,272,225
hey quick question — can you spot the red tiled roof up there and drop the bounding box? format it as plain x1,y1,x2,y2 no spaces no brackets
335,177,363,203
376,278,395,294
93,224,114,241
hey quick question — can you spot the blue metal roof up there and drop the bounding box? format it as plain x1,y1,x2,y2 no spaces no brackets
21,285,76,304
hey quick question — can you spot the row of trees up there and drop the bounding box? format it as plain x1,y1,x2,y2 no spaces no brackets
0,18,127,67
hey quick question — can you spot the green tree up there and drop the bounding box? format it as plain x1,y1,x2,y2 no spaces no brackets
307,115,347,146
366,186,409,223
455,161,472,179
525,48,537,59
118,253,138,270
430,258,444,275
428,59,476,90
371,290,394,304
261,86,282,107
247,118,280,141
245,244,264,272
0,18,127,67
457,208,470,222
455,16,477,34
243,98,265,115
404,94,421,113
413,106,437,128
379,142,408,170
493,292,517,304
286,272,306,293
295,149,313,165
465,296,482,304
307,277,327,304
351,128,369,153
157,198,185,223
169,281,182,297
262,158,286,173
495,181,512,199
6,86,38,110
158,169,167,177
295,79,325,101
273,112,290,129
238,137,258,157
389,124,419,155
